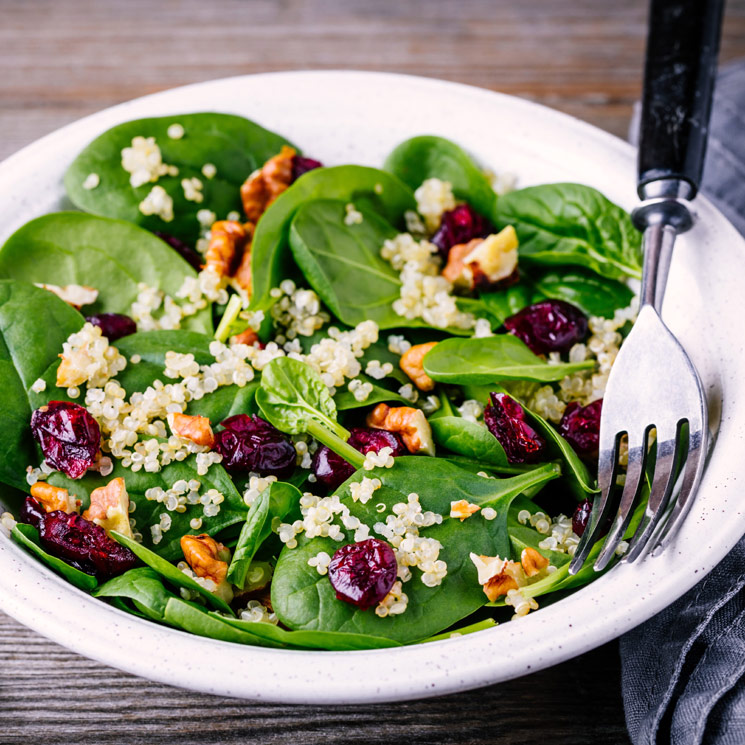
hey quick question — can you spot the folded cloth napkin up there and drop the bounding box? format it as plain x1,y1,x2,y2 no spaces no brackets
621,59,745,745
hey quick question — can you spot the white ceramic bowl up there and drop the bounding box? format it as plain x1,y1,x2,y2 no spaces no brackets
0,71,741,704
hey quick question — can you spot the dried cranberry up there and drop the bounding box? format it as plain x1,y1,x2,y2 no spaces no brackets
291,155,323,182
312,427,407,491
39,510,137,578
328,538,398,610
213,415,295,478
504,300,588,356
19,496,45,530
560,399,603,460
484,392,547,464
431,204,492,259
85,312,137,342
154,232,203,271
572,499,593,537
30,402,101,479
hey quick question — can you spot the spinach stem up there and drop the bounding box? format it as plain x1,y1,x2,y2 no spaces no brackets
306,419,365,470
214,294,244,343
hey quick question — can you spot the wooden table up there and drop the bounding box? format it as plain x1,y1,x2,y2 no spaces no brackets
1,1,744,742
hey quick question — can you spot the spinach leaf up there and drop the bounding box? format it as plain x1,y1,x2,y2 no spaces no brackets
227,481,301,589
479,285,537,325
418,617,497,643
163,597,282,648
11,523,98,591
422,335,594,385
93,566,175,621
531,268,634,319
249,166,416,311
215,613,401,650
110,530,234,614
289,199,428,330
495,183,642,280
271,458,560,643
384,135,498,222
0,280,84,491
65,113,293,243
256,357,364,469
48,453,247,561
430,416,509,467
0,213,212,333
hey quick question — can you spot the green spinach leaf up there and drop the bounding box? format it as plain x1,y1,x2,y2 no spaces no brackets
418,617,498,643
422,335,594,385
11,523,98,591
249,166,416,311
429,416,509,467
65,113,293,243
93,566,175,621
384,135,498,222
479,285,537,325
0,213,212,333
495,183,642,280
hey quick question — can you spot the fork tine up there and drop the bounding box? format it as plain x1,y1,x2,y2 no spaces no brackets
593,430,651,571
567,432,621,575
651,423,707,555
621,422,686,564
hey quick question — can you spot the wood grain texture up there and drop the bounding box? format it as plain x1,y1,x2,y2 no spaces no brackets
1,0,744,742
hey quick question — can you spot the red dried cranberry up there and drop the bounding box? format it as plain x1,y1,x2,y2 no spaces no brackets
503,300,588,356
291,155,323,182
431,204,492,259
30,402,101,479
154,232,203,271
328,538,398,610
484,392,547,464
572,499,593,537
560,399,603,460
213,415,296,478
19,496,45,530
85,312,137,342
312,427,407,491
39,510,137,578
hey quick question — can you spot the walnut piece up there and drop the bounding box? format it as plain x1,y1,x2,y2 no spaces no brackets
181,533,231,586
469,551,528,601
399,342,438,392
366,403,435,455
204,220,250,278
231,328,260,346
167,412,215,448
441,226,519,291
521,546,549,577
82,476,133,538
450,499,481,521
240,145,296,223
30,482,79,514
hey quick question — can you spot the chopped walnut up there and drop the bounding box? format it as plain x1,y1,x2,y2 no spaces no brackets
450,499,481,521
521,546,549,577
82,476,133,538
469,551,527,601
399,342,438,392
36,283,98,309
167,412,215,448
441,227,519,291
181,533,230,586
232,221,255,291
366,403,435,455
204,220,250,278
231,328,260,346
441,239,481,288
29,482,79,514
240,145,296,223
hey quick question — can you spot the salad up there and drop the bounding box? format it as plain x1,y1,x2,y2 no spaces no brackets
0,113,644,650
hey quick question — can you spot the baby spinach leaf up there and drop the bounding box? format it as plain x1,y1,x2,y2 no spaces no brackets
249,166,416,311
110,530,234,615
271,458,560,643
227,481,301,589
11,523,98,592
418,617,498,643
479,285,537,325
531,268,634,319
0,213,212,333
163,597,282,648
289,199,427,330
384,135,498,222
430,416,509,467
94,567,175,621
215,613,401,650
0,280,84,491
495,183,642,280
65,113,293,243
422,335,594,385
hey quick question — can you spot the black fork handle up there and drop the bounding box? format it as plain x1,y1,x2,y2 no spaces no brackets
637,0,726,199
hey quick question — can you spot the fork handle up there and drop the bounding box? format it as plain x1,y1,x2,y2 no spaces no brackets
637,0,725,200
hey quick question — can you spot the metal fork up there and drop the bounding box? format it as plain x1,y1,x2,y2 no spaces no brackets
569,0,723,575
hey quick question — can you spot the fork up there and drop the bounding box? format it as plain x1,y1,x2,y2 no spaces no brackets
568,0,724,575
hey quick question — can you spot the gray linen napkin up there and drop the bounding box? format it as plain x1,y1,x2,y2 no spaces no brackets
621,59,745,745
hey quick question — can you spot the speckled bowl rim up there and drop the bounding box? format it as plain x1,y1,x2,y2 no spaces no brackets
0,70,742,704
